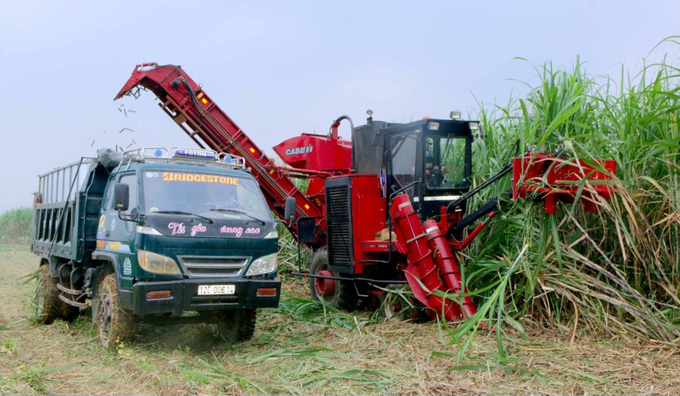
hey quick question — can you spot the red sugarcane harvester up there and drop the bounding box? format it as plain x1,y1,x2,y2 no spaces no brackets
116,63,616,321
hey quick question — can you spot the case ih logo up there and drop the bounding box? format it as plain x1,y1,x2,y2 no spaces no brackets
285,145,313,156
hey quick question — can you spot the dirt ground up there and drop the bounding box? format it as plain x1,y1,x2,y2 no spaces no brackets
2,244,680,395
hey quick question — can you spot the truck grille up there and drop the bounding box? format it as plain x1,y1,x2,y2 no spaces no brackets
178,256,249,277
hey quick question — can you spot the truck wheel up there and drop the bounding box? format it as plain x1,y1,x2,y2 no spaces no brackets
94,273,134,349
309,247,357,311
61,299,80,322
216,309,257,343
37,265,64,324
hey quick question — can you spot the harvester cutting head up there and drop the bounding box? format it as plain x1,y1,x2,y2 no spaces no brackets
512,153,617,214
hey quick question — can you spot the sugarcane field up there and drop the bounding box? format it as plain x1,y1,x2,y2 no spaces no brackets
1,2,679,395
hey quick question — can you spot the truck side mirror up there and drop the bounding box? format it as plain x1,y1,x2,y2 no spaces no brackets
113,184,130,211
283,197,296,226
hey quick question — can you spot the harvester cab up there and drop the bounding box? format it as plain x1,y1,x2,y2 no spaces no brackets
377,117,473,221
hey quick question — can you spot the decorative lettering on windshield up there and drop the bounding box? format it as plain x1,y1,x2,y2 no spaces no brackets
190,223,207,236
161,172,239,185
220,226,243,237
168,222,186,235
219,226,261,237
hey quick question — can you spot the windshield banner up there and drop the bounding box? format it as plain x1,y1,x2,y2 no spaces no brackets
161,172,239,185
146,217,269,239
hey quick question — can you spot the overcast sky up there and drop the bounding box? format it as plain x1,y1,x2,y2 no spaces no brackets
0,1,678,214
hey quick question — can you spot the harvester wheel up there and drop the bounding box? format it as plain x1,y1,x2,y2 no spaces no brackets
216,309,257,343
401,294,431,323
36,264,79,324
94,273,134,349
380,285,407,319
309,247,357,310
379,285,430,322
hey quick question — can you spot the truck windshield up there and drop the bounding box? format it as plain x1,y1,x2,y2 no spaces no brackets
141,171,271,219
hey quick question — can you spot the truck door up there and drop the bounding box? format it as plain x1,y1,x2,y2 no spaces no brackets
98,173,138,280
108,174,138,240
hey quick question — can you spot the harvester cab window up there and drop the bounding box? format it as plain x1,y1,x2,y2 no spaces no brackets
425,135,468,189
389,133,418,191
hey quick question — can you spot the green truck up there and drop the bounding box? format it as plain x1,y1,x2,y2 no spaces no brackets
31,147,283,348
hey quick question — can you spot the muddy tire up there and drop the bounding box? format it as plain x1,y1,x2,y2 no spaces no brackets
94,273,134,349
216,309,257,343
309,247,357,311
37,265,65,324
61,300,80,322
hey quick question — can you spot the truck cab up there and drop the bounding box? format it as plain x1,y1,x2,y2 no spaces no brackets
32,147,280,348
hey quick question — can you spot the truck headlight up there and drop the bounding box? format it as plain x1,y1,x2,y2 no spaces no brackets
245,253,278,276
137,250,181,275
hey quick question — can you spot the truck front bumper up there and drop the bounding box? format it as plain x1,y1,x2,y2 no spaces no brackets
129,278,281,316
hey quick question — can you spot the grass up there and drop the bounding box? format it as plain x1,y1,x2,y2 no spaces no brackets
453,37,680,356
0,207,32,245
3,243,680,394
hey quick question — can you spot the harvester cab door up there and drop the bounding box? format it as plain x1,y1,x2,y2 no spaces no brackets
386,131,420,199
385,120,473,220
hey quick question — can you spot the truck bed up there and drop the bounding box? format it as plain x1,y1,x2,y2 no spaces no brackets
31,158,103,263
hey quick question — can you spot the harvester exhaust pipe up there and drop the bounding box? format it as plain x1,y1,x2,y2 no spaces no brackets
329,115,354,140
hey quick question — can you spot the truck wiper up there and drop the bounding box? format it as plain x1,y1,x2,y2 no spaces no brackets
210,208,266,225
151,210,214,224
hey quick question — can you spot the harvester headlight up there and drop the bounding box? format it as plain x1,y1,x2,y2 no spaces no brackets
245,253,278,276
137,250,181,275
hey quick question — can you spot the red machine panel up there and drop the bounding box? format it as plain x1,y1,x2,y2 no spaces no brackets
513,153,617,213
274,133,352,172
348,175,387,274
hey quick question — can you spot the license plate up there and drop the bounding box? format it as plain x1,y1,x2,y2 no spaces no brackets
198,284,235,295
